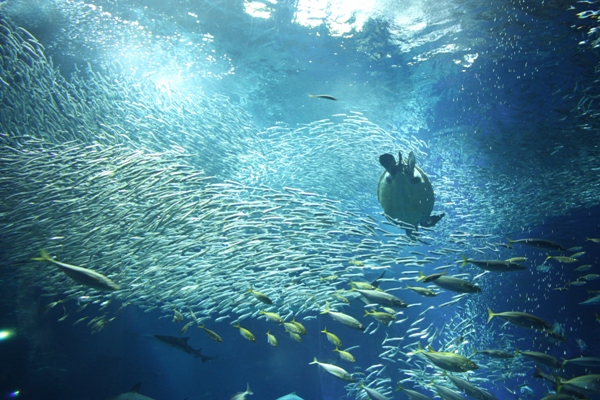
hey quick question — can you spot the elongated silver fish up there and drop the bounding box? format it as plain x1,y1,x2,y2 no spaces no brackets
32,249,119,291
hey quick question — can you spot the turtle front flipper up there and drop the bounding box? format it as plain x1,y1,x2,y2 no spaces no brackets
407,151,420,183
422,212,446,227
379,154,398,176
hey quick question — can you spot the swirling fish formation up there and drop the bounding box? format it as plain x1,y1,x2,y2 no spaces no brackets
1,15,600,400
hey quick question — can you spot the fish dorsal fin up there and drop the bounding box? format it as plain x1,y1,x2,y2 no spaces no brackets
130,382,142,393
181,337,190,343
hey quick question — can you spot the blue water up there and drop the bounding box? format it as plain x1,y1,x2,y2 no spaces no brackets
1,0,600,399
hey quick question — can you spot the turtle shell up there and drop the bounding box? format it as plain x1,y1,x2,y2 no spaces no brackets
377,164,434,226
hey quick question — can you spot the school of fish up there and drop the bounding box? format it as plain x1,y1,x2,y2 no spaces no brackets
1,12,600,400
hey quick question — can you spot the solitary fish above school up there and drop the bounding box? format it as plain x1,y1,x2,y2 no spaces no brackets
377,151,445,233
32,249,119,291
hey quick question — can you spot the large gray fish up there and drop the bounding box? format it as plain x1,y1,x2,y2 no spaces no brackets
461,255,526,272
506,238,568,252
432,275,481,294
354,288,408,308
153,335,214,362
516,349,562,369
487,308,552,331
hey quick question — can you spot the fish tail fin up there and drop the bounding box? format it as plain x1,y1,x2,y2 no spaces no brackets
415,342,423,353
32,249,52,262
320,302,330,314
307,94,316,98
246,383,252,395
194,347,203,359
395,382,403,392
416,271,425,282
309,357,318,365
461,255,468,267
506,238,513,248
487,308,495,324
321,327,327,333
561,357,567,366
553,374,563,393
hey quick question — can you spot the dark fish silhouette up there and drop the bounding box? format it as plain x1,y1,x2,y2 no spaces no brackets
153,335,215,362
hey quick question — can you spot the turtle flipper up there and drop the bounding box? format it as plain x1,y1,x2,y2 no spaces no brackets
422,212,445,227
406,151,416,180
379,154,398,176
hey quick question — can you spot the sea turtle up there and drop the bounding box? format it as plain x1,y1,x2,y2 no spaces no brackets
377,151,445,233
